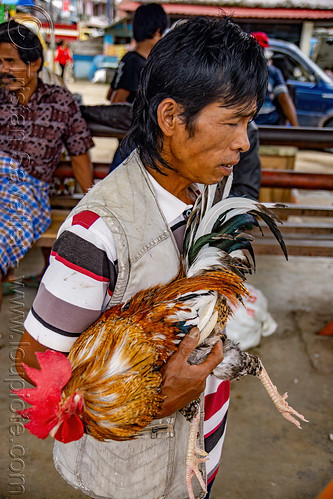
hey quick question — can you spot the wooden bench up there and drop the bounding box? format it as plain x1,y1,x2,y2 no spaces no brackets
35,209,71,248
37,202,333,257
37,124,333,257
253,205,333,257
87,122,333,150
38,169,333,257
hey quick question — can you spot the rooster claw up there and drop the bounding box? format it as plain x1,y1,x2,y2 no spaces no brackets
259,368,309,430
280,392,309,429
185,410,209,499
282,411,308,429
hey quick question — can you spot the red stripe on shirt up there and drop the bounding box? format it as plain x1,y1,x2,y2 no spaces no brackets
207,466,220,485
72,210,99,229
204,381,230,421
51,250,109,283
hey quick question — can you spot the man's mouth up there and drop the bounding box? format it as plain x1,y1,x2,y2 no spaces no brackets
219,162,238,175
0,73,17,84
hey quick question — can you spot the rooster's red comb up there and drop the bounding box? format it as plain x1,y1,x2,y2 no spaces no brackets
12,350,73,440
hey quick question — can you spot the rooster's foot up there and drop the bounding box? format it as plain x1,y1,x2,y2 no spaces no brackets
185,409,208,499
258,366,309,429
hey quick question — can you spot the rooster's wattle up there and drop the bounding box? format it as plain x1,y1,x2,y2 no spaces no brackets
14,187,308,499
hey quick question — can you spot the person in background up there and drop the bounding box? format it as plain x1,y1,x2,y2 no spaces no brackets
229,121,262,200
0,21,93,309
107,3,169,169
54,40,73,80
271,53,297,106
106,3,168,104
251,32,299,127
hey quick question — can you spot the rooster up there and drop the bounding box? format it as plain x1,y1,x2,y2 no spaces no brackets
14,187,308,499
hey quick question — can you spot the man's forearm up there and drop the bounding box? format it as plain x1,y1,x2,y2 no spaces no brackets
110,88,130,103
70,153,94,193
278,93,299,126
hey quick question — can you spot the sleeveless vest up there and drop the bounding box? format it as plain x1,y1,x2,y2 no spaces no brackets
53,151,208,499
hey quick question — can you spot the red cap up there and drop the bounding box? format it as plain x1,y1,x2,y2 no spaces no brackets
251,32,269,48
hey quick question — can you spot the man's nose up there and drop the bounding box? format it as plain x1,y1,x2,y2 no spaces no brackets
232,125,250,153
0,61,10,73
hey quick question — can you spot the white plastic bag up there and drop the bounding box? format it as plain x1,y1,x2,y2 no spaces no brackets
92,68,107,83
226,284,277,350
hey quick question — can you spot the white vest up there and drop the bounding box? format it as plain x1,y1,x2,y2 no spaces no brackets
53,151,207,499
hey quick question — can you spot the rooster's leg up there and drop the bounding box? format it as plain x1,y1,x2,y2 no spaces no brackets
258,366,309,429
185,408,209,499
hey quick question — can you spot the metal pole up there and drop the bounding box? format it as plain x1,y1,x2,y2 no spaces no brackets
258,125,333,149
49,0,56,71
107,0,114,23
261,170,333,190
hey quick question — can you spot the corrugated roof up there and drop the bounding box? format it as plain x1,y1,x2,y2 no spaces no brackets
158,0,333,9
119,1,333,20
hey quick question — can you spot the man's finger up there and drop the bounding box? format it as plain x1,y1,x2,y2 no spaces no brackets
196,340,224,375
177,327,200,358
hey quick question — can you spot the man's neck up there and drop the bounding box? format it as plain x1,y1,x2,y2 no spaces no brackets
146,166,195,205
14,77,38,106
135,39,156,59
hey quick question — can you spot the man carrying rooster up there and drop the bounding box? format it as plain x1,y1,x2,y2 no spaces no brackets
17,16,268,499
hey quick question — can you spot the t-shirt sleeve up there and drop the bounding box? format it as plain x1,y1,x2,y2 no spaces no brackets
24,211,118,353
112,53,144,93
270,66,288,99
62,93,94,157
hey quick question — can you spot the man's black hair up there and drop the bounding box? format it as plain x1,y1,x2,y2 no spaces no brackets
133,3,169,43
126,16,268,173
0,20,44,72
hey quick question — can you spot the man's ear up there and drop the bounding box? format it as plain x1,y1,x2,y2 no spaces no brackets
157,98,183,137
30,58,42,75
153,29,162,41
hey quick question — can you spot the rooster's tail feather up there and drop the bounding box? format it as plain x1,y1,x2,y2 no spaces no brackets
184,192,288,275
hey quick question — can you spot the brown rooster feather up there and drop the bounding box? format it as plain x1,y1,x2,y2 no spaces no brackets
14,187,308,499
64,269,246,442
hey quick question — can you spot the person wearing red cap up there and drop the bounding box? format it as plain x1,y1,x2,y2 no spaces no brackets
251,31,269,49
251,32,299,126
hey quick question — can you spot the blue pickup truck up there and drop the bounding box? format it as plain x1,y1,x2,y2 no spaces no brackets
268,39,333,127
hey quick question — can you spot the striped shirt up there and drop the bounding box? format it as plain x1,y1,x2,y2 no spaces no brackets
24,172,229,485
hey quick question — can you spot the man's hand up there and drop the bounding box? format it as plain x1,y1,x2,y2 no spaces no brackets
156,327,224,418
